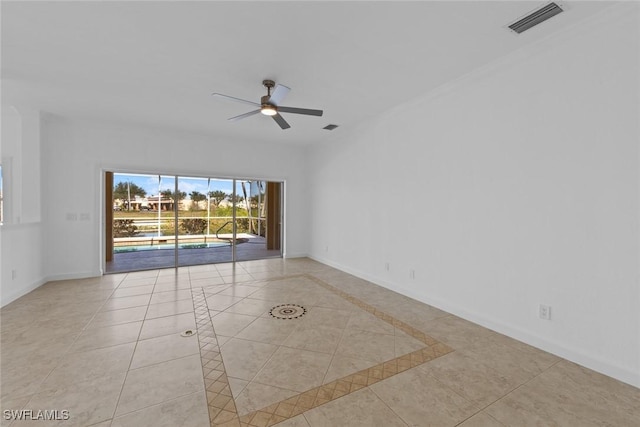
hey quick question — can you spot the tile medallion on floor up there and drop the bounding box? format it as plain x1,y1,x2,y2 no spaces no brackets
190,272,452,427
11,260,633,427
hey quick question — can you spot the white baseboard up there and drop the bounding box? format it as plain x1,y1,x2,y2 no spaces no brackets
409,289,640,389
1,270,104,307
1,277,46,307
44,270,103,282
308,254,640,389
283,252,309,259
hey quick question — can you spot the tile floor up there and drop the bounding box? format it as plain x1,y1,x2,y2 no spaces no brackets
1,258,639,426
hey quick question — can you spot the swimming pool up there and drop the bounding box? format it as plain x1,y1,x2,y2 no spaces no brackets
114,241,230,253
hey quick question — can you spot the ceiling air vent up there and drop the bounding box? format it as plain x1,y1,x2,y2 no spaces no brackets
508,2,563,34
323,124,339,131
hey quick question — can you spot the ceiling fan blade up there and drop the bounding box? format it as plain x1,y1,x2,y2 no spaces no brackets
268,84,290,106
272,113,291,130
211,93,260,107
228,109,260,122
278,106,323,117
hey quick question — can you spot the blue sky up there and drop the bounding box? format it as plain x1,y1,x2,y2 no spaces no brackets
113,173,262,199
0,170,261,201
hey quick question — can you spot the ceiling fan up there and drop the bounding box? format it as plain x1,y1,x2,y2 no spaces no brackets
211,80,323,130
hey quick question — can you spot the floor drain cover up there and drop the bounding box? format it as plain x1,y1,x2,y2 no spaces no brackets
180,329,196,337
269,304,307,320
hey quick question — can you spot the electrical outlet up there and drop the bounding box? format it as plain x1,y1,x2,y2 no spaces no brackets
325,245,329,252
385,262,390,271
12,270,17,280
539,304,551,320
409,269,415,279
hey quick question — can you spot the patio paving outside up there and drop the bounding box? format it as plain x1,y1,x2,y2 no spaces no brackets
106,235,280,273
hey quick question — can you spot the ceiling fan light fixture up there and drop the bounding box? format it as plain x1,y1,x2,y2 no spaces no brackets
261,105,277,116
212,80,323,129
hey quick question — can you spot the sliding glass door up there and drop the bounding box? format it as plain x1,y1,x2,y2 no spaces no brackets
176,176,234,267
234,179,282,262
105,171,282,273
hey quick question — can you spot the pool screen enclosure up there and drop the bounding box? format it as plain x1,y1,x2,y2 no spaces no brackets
104,171,282,273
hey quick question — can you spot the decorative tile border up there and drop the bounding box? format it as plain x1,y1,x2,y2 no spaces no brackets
308,275,441,347
192,274,453,427
192,288,241,426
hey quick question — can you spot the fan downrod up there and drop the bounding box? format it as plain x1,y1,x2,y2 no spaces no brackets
262,79,276,89
262,79,276,96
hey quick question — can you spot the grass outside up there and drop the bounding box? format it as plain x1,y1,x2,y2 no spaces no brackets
114,208,250,219
113,208,265,238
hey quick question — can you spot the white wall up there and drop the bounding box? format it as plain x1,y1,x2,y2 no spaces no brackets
1,106,45,305
307,5,639,387
1,223,45,305
39,116,309,280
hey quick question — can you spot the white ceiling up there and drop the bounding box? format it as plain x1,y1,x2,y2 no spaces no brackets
1,1,616,145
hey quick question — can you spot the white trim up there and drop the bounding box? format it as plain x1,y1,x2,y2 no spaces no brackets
1,269,104,307
0,277,45,307
44,270,103,283
308,255,640,389
284,252,309,259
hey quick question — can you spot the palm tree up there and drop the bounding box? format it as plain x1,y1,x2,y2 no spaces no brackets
208,190,228,207
190,191,206,210
113,181,146,211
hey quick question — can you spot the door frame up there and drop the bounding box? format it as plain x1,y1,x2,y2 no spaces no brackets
100,167,285,274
